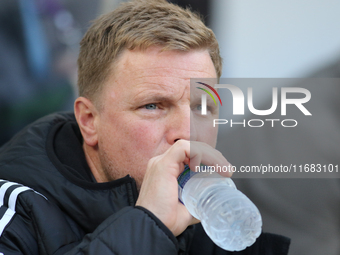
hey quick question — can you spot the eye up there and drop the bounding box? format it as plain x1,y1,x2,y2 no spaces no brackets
192,104,215,114
144,103,157,110
191,104,203,112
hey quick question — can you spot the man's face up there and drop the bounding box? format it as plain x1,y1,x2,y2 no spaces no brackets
95,46,218,188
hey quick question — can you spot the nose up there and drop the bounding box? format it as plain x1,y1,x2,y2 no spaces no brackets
167,105,198,145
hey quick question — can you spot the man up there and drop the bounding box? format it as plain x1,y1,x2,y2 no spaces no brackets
0,1,290,254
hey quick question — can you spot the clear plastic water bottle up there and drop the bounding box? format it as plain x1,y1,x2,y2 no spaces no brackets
178,165,262,251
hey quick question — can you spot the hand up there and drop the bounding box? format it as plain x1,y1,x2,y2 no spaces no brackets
136,140,232,236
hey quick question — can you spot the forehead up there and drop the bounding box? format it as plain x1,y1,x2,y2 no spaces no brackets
99,47,217,105
112,47,216,80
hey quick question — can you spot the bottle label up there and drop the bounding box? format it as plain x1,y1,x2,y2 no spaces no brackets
177,165,198,204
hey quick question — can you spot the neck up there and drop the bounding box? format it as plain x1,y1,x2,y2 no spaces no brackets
82,143,110,183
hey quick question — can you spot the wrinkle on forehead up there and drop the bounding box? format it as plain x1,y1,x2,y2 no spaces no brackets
118,47,216,76
102,47,217,106
131,80,190,103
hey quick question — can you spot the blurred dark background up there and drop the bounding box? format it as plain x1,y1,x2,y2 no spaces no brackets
0,0,100,145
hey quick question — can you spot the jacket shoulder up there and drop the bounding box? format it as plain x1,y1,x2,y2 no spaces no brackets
0,179,83,255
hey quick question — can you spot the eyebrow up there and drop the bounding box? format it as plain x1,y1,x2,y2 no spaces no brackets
132,92,174,104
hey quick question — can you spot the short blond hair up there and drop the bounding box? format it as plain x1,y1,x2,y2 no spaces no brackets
77,0,222,103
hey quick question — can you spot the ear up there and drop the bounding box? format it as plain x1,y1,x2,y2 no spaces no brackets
74,97,99,147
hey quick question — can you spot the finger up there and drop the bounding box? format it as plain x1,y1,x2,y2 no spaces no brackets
190,141,233,177
159,140,190,177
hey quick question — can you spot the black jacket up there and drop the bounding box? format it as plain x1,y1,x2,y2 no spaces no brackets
0,112,290,254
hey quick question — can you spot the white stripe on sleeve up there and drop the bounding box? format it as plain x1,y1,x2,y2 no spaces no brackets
0,208,15,236
8,187,31,211
0,182,17,207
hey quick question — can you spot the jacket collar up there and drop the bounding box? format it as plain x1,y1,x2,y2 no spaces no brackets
0,112,139,233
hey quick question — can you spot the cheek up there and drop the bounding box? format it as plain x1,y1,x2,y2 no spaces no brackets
197,124,218,147
124,121,163,151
